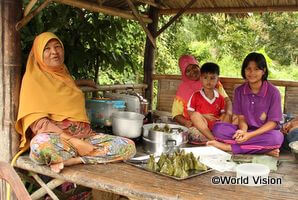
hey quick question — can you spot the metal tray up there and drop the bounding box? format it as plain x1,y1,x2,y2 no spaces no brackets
125,160,213,180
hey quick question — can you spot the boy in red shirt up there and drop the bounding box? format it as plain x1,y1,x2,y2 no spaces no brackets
188,62,226,141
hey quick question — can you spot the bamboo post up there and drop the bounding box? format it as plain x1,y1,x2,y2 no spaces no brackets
0,0,22,199
143,4,159,109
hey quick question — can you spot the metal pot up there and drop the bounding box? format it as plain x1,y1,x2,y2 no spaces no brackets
143,137,181,155
142,123,188,154
112,111,144,138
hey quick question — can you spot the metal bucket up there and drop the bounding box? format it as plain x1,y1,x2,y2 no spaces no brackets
112,111,144,138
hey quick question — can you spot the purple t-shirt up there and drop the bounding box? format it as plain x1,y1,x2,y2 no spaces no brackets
233,81,282,129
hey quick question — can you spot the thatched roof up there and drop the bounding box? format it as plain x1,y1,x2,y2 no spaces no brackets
18,0,298,32
77,0,298,14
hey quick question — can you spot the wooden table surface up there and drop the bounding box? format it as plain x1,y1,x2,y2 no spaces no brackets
15,155,298,200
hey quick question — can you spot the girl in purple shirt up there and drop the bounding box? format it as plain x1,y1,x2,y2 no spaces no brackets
208,52,284,157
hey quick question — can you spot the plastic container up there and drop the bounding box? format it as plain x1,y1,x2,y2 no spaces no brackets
86,99,125,126
236,163,270,186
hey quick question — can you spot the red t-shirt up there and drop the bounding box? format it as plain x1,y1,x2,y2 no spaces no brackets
188,89,225,130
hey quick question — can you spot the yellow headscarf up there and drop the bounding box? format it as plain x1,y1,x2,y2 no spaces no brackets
15,32,89,151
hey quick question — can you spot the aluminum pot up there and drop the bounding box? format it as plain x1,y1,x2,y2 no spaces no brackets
147,125,188,145
142,137,181,155
142,123,188,154
112,111,144,138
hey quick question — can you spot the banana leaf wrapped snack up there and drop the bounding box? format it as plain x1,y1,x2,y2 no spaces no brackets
146,150,207,178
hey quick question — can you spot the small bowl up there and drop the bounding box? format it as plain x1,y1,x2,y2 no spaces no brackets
236,163,270,186
289,141,298,162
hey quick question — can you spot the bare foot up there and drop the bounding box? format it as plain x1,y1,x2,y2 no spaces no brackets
50,158,83,173
63,157,83,166
266,149,280,157
207,140,232,152
50,162,64,173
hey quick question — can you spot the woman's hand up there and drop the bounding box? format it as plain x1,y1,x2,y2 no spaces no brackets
68,138,95,156
233,130,252,143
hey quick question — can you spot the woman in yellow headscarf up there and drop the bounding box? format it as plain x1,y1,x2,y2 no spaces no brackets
15,32,136,173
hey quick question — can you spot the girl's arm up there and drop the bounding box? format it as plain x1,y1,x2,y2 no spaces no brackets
248,121,277,138
238,115,248,132
235,120,277,143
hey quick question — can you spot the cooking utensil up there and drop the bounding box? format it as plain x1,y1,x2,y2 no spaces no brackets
142,137,183,155
112,111,144,138
289,141,298,162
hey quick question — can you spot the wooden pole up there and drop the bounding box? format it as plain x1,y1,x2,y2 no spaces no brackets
16,0,52,31
126,0,156,48
54,0,152,23
155,0,196,37
0,0,22,199
143,4,159,109
159,5,298,15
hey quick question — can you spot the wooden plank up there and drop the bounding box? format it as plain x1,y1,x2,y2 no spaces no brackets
31,173,60,200
53,0,152,23
15,155,298,200
284,86,298,116
152,74,298,87
0,162,31,200
159,5,298,15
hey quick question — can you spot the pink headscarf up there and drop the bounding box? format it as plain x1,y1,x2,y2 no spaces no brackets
176,55,202,102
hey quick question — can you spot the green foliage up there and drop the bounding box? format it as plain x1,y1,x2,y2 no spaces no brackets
20,1,145,84
20,1,297,88
156,13,297,82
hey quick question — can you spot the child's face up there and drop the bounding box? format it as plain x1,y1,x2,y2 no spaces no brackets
245,61,265,83
185,64,200,81
200,73,218,90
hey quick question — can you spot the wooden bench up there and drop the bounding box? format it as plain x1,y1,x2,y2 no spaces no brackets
153,74,298,117
14,154,298,200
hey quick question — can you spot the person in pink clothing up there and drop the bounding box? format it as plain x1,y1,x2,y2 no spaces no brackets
208,52,284,157
171,55,232,143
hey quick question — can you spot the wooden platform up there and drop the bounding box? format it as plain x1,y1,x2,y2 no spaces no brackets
15,154,298,200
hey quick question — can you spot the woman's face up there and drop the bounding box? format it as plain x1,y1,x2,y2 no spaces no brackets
43,39,64,67
185,64,200,81
244,61,264,83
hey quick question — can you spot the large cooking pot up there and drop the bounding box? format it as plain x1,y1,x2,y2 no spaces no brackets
142,123,188,154
112,111,144,138
143,137,180,155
